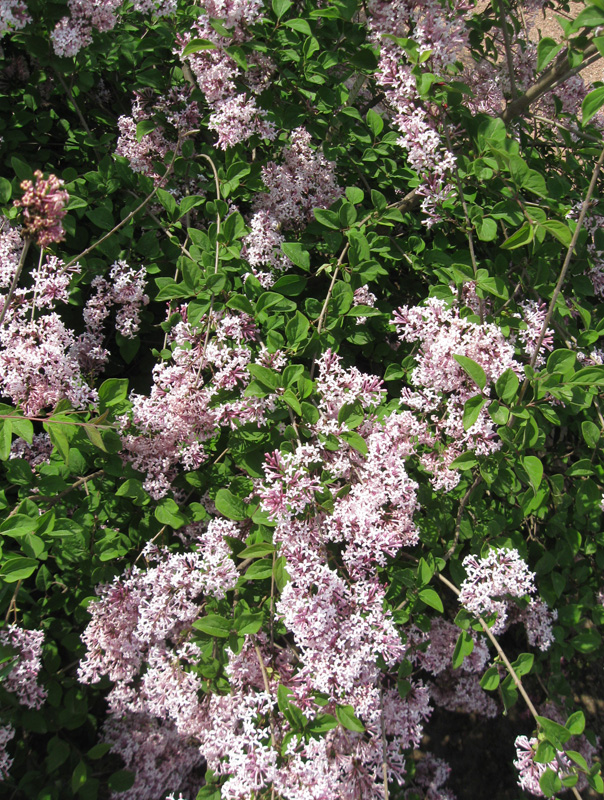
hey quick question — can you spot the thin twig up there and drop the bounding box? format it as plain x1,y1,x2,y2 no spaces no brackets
0,235,32,328
516,142,604,406
442,119,484,322
62,139,182,272
500,5,518,100
443,474,482,562
502,42,599,123
252,638,276,748
380,685,390,800
4,580,22,624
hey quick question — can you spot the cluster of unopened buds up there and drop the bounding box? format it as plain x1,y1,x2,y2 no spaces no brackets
13,171,69,247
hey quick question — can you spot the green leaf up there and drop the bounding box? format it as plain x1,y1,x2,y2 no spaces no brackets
566,749,588,771
582,86,604,124
281,242,310,270
83,424,107,452
462,395,486,430
572,5,604,31
307,713,338,733
282,18,312,34
501,223,534,249
570,366,604,386
495,369,519,403
286,312,310,347
215,488,247,521
418,587,443,612
341,430,368,455
537,37,563,72
0,420,12,461
522,456,543,491
540,220,572,246
313,208,340,229
337,401,364,430
136,119,156,142
71,760,88,793
534,741,557,764
182,38,217,57
346,186,365,204
179,195,205,217
156,188,176,216
477,217,498,241
107,769,136,793
539,766,562,797
336,705,365,732
0,177,12,203
537,715,571,749
547,350,576,377
235,611,264,635
244,559,274,580
272,0,293,18
452,630,474,669
99,378,129,407
247,364,280,390
511,652,534,677
581,420,600,449
2,557,38,582
366,108,383,137
453,354,487,391
449,451,478,470
193,614,231,638
86,206,114,230
155,497,187,529
571,628,601,653
565,710,585,736
238,542,275,558
480,665,500,691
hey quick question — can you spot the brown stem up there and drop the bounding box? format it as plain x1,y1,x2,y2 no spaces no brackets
380,686,390,800
516,142,604,407
500,5,519,101
4,580,22,624
443,474,482,562
0,236,32,328
62,140,181,272
502,42,599,123
252,637,277,748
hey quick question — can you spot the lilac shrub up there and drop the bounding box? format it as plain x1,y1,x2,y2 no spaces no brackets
0,0,604,798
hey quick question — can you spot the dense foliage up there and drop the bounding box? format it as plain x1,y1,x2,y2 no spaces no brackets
2,0,604,797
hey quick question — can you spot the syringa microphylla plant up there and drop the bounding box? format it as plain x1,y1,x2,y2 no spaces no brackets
1,0,604,798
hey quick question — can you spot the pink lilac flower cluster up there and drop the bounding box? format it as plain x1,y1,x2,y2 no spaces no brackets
52,0,176,57
0,219,24,287
406,754,456,800
0,0,30,36
408,618,497,717
458,548,536,633
458,548,557,650
0,625,46,710
0,232,97,414
352,284,377,325
242,127,342,285
178,0,275,151
13,171,69,248
513,735,571,796
116,88,202,181
102,714,204,800
392,296,522,490
83,260,149,339
0,724,14,780
513,299,554,368
119,307,274,497
366,0,467,225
